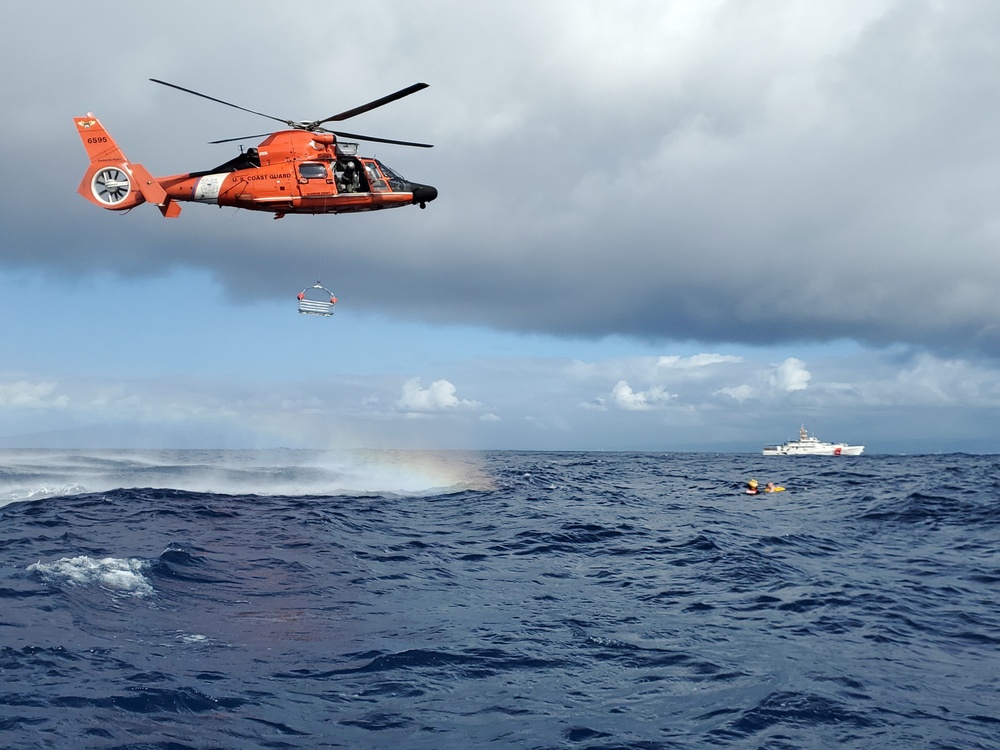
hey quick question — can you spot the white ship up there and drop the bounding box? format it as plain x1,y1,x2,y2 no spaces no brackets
762,426,864,456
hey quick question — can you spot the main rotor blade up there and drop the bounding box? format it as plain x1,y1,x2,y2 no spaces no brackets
313,82,429,126
208,132,276,145
150,78,295,128
327,129,433,148
208,129,432,148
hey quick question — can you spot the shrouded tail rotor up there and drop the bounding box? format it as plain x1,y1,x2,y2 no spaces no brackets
91,167,131,205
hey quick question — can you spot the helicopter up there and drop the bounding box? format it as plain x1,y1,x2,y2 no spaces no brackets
75,79,437,220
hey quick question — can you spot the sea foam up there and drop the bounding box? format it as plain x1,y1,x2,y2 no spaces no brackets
28,555,154,597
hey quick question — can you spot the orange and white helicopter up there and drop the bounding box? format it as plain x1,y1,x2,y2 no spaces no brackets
75,79,437,220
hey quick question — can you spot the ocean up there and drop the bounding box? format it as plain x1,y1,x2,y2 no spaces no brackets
1,449,997,749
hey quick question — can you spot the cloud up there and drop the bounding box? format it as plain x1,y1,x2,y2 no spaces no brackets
2,345,1000,450
853,351,1000,408
581,396,607,411
396,377,480,414
610,380,675,411
657,354,743,369
0,380,68,409
771,357,811,392
716,384,754,403
714,357,810,401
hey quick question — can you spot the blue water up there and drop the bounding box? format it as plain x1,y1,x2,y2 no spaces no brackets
1,449,998,749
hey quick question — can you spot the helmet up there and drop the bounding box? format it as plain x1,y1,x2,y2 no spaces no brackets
748,479,758,488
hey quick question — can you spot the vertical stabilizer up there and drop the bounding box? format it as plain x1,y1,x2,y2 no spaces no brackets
75,114,129,164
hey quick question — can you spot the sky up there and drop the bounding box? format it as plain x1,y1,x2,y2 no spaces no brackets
3,1,1000,453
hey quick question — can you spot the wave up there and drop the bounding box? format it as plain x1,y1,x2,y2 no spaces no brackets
28,555,154,597
0,448,493,506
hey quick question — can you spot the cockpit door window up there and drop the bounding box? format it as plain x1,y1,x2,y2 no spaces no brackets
364,162,389,193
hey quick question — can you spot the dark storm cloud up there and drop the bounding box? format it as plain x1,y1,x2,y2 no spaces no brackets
5,1,1000,355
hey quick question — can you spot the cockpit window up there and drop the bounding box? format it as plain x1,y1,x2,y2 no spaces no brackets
364,162,388,193
375,160,408,191
299,163,328,180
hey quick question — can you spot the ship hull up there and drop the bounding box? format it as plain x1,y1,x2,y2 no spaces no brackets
763,427,864,456
763,444,864,456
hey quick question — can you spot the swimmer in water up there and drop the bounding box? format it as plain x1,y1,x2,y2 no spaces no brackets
746,479,784,494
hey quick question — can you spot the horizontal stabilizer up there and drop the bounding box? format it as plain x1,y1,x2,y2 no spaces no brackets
159,199,182,218
129,163,167,205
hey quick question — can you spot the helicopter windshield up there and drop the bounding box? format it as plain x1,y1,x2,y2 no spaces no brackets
375,161,407,191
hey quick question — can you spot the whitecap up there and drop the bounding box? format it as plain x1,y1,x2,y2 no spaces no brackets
176,633,210,644
28,555,154,597
0,484,89,507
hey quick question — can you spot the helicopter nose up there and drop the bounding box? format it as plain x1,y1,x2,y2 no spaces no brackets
411,184,438,208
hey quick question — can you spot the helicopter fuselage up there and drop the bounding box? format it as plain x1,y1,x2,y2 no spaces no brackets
172,130,437,217
75,116,437,219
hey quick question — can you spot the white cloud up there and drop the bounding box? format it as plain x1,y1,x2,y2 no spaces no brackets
771,357,812,392
714,356,811,401
610,380,675,411
657,354,743,369
855,352,1000,408
3,345,1000,451
396,378,480,414
716,384,754,403
0,380,69,409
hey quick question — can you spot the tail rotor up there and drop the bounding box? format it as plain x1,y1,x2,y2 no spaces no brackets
91,167,132,206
